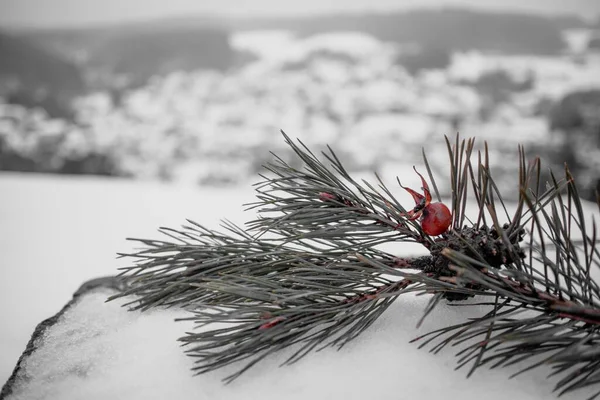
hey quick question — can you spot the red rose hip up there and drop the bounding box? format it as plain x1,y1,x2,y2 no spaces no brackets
401,167,452,236
420,202,452,236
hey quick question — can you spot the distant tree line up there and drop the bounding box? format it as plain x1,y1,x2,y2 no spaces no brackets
236,8,572,55
0,26,233,118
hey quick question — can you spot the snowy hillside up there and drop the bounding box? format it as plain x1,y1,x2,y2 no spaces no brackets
2,31,600,189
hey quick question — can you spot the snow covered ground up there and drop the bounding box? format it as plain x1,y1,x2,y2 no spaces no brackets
0,172,255,384
1,171,600,399
5,287,594,400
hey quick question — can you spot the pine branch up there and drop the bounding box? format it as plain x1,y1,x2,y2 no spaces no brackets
109,132,600,398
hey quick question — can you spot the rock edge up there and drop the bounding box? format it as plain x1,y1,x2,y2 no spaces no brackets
0,276,128,399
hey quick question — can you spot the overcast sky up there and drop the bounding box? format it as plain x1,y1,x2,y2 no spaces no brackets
1,0,599,29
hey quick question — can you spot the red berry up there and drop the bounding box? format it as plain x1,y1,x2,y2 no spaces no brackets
420,202,452,236
400,167,452,236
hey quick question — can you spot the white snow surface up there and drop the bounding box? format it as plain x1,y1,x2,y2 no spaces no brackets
1,172,599,400
3,290,597,400
0,172,254,385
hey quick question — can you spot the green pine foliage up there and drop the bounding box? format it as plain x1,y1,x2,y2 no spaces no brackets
110,133,600,398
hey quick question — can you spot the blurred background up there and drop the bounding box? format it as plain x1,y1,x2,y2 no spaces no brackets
1,0,599,196
1,0,600,387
